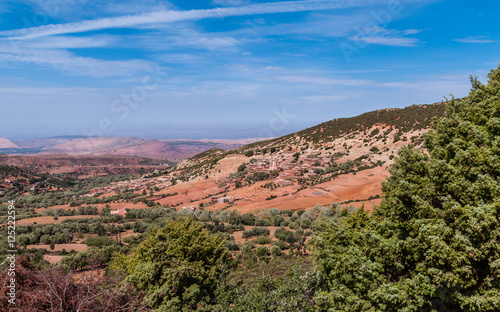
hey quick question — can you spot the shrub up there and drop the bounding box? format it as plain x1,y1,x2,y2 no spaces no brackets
256,246,269,257
84,236,117,247
254,235,272,245
270,245,282,257
242,226,270,239
299,218,311,229
265,195,277,201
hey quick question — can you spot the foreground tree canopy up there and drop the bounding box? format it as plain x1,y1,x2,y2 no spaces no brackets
314,66,500,311
111,218,231,311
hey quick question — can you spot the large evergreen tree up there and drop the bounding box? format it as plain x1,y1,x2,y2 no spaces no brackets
314,65,500,311
111,218,231,311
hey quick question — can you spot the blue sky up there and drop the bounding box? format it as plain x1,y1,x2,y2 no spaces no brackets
0,0,499,140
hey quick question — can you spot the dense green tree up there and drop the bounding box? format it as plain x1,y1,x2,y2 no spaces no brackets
212,264,319,312
315,65,500,311
111,218,231,311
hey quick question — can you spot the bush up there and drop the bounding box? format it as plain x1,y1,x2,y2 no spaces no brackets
270,245,282,257
255,246,269,257
241,213,256,225
242,226,270,239
271,239,289,250
84,236,117,247
237,163,247,172
265,195,277,201
289,222,299,230
370,129,379,136
274,227,290,241
299,218,311,229
254,235,271,245
254,217,273,226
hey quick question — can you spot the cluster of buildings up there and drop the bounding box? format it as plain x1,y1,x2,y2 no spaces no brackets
224,153,334,189
245,160,278,173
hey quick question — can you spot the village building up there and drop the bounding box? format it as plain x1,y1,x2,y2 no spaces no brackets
218,196,235,204
181,205,196,211
111,208,127,217
211,196,220,203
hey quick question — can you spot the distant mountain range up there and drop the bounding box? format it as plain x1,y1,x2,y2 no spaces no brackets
0,136,269,161
1,102,445,163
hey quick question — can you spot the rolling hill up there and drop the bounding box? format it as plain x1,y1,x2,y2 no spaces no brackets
157,102,446,212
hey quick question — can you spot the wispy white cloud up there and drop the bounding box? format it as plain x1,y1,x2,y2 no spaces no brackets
350,27,422,47
156,53,205,64
275,75,373,86
227,12,369,40
25,0,174,19
300,95,347,103
212,0,250,7
134,28,244,52
17,35,114,49
453,36,498,44
0,85,110,95
0,0,400,40
187,35,240,51
353,36,420,46
98,0,175,15
0,44,150,77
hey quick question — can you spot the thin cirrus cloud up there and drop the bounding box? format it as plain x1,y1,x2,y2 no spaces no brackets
353,36,420,47
212,0,251,6
0,0,421,40
275,75,373,86
0,44,150,77
349,27,422,47
300,95,348,103
453,36,498,44
19,35,114,49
